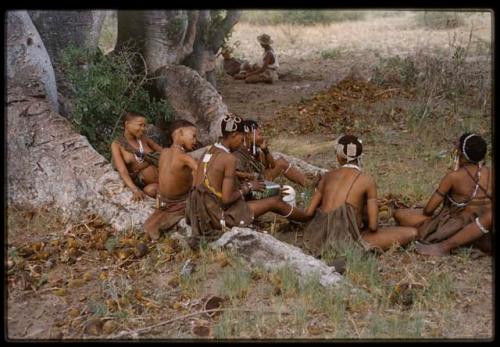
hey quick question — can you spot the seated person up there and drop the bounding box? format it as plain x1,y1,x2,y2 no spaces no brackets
393,133,492,256
220,47,247,77
234,34,279,84
111,111,163,201
303,135,418,257
144,120,199,241
186,113,310,243
234,119,318,188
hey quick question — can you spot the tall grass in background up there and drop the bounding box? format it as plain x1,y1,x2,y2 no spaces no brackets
240,10,366,26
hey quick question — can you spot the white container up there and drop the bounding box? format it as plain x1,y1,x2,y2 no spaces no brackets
282,185,296,207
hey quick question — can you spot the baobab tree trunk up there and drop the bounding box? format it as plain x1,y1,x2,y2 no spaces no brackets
116,10,199,73
28,10,106,117
182,10,242,88
6,11,58,113
116,10,239,142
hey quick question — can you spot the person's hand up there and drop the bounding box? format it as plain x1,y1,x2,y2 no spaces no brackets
248,180,265,192
260,139,268,151
279,187,290,197
132,189,146,202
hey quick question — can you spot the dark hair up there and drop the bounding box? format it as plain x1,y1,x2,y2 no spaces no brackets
459,133,487,163
242,119,259,133
122,110,146,126
169,119,196,142
338,134,363,157
221,113,245,137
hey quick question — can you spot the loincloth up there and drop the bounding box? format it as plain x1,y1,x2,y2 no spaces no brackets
144,192,190,240
186,184,254,242
303,203,375,257
417,200,491,243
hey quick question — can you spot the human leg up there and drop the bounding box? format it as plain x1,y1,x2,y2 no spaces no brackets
143,183,158,198
393,208,430,227
265,158,307,186
247,195,309,222
415,210,492,256
361,226,418,251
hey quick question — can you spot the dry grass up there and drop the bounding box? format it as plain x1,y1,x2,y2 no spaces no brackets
227,11,491,63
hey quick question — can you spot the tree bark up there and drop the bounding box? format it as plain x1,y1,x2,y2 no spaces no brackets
28,10,106,63
6,11,58,113
154,64,229,145
28,10,106,116
7,87,155,233
116,10,199,74
182,10,241,87
211,228,343,287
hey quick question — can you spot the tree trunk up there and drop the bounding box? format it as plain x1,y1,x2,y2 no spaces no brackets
154,64,229,145
116,10,199,74
211,228,343,287
28,10,106,116
7,87,155,233
6,11,58,113
182,10,241,87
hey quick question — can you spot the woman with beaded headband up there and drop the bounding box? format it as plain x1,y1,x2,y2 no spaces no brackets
233,119,319,189
111,111,163,201
393,133,492,256
186,113,310,246
303,134,419,257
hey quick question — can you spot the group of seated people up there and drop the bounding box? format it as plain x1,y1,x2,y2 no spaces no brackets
221,33,279,84
112,111,492,260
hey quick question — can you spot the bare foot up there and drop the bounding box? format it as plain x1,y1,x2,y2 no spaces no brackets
415,241,449,256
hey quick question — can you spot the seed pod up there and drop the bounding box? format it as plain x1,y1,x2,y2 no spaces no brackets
82,272,93,282
116,249,131,261
133,243,148,258
68,279,85,288
68,307,80,319
102,320,119,334
66,238,78,249
53,288,67,296
32,242,44,252
84,318,103,336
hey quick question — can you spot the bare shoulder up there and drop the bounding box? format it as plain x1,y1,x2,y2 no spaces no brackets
111,140,122,152
359,172,376,186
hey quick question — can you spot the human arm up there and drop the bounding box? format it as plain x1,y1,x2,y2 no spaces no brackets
145,137,163,152
423,173,453,216
111,142,145,201
305,176,325,217
260,139,276,169
365,176,378,232
221,156,264,204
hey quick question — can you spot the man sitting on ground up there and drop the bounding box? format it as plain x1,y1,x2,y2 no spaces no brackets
234,119,318,189
234,34,279,84
111,111,163,201
393,133,492,256
186,113,310,244
303,134,418,257
143,120,199,241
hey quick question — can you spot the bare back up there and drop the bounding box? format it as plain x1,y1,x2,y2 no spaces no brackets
448,166,492,201
320,168,368,210
158,147,195,199
193,148,234,194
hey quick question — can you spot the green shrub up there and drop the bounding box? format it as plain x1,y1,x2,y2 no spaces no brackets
371,55,418,88
415,11,465,30
60,46,173,160
320,48,342,60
